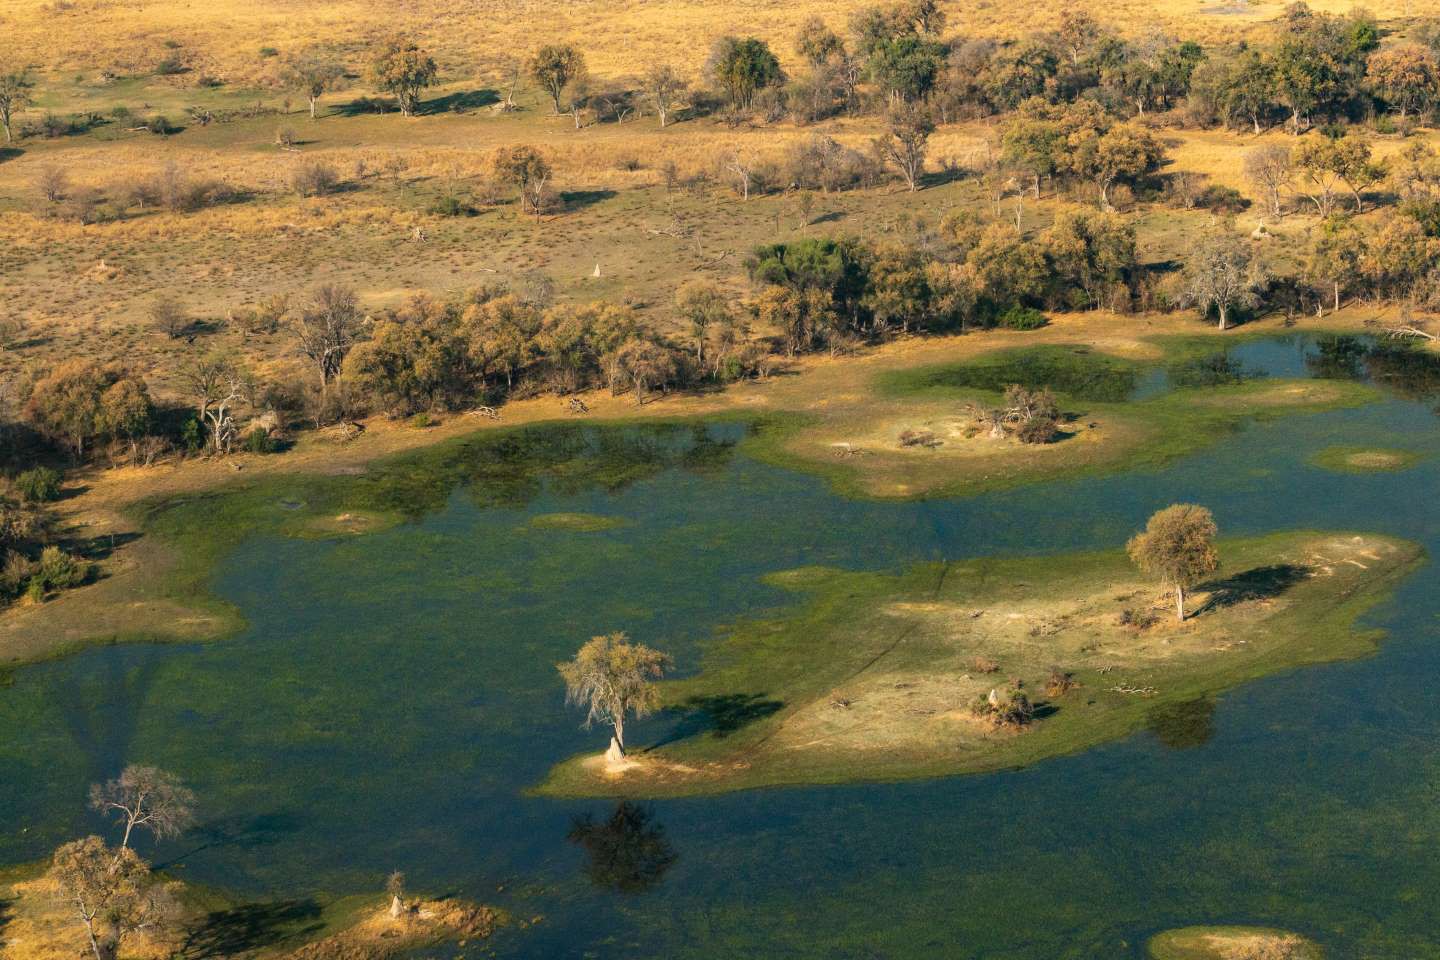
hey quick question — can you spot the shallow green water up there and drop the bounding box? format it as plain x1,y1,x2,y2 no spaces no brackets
3,334,1440,958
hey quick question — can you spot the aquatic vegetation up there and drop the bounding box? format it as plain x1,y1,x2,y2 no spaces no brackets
1148,925,1322,959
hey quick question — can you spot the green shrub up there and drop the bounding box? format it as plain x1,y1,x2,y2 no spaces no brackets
180,417,205,452
36,545,87,592
998,306,1049,331
146,114,177,135
970,687,1034,727
25,578,45,604
259,46,280,58
15,467,61,503
155,57,186,76
427,195,474,217
410,412,435,429
242,427,275,454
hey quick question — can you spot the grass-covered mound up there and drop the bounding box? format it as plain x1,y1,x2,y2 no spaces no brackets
527,512,628,532
744,336,1379,499
540,530,1422,797
1310,446,1423,474
1148,925,1322,959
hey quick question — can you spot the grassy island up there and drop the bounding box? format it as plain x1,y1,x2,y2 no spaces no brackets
540,530,1422,797
742,337,1380,500
1148,925,1323,960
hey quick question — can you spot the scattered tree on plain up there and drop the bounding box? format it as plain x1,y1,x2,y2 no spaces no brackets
1127,504,1219,622
370,38,437,117
528,45,586,115
872,102,934,192
557,632,671,757
285,54,346,119
48,836,178,960
0,65,32,143
706,36,783,112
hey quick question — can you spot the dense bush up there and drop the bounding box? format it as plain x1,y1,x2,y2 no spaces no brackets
14,468,61,503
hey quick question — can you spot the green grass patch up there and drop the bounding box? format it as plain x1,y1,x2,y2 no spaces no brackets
1310,446,1424,474
526,512,628,532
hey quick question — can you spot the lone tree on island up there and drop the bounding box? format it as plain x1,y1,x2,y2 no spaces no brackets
1127,504,1219,622
558,632,670,758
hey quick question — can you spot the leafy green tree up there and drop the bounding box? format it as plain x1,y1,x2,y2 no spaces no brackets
492,145,551,219
1040,209,1136,310
868,33,945,102
558,632,671,756
369,38,437,117
528,44,586,115
1305,216,1365,313
705,36,783,111
343,300,467,415
24,362,147,460
796,16,845,67
675,281,731,366
1071,123,1163,210
1127,504,1219,622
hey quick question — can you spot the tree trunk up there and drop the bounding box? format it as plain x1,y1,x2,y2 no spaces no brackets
613,714,625,753
309,96,318,120
1334,281,1341,313
1175,583,1186,622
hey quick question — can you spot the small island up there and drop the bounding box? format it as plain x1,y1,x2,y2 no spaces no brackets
1310,445,1423,474
541,529,1421,797
1148,925,1322,960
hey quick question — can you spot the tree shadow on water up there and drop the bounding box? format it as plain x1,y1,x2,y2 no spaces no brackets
152,810,303,870
1147,697,1216,751
567,802,677,895
652,692,783,747
1192,564,1310,616
178,898,324,958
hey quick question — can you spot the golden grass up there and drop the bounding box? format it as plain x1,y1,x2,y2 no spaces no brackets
5,0,1432,89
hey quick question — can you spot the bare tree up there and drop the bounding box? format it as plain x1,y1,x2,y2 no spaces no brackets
722,147,760,200
182,354,253,454
1243,144,1293,219
35,165,68,204
149,298,190,340
642,64,686,127
1180,232,1268,330
296,284,365,392
0,65,33,144
386,870,406,918
89,765,196,855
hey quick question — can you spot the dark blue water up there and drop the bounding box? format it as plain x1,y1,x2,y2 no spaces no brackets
1,334,1437,958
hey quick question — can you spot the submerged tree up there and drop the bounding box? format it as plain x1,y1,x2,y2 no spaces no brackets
558,632,670,757
1127,504,1219,622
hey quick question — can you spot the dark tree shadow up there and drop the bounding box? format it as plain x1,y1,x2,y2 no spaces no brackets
567,802,677,895
0,889,14,942
0,146,22,164
562,189,617,211
178,899,324,958
426,89,499,113
1147,697,1216,750
654,692,783,746
152,810,303,870
1192,563,1310,615
53,648,166,783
